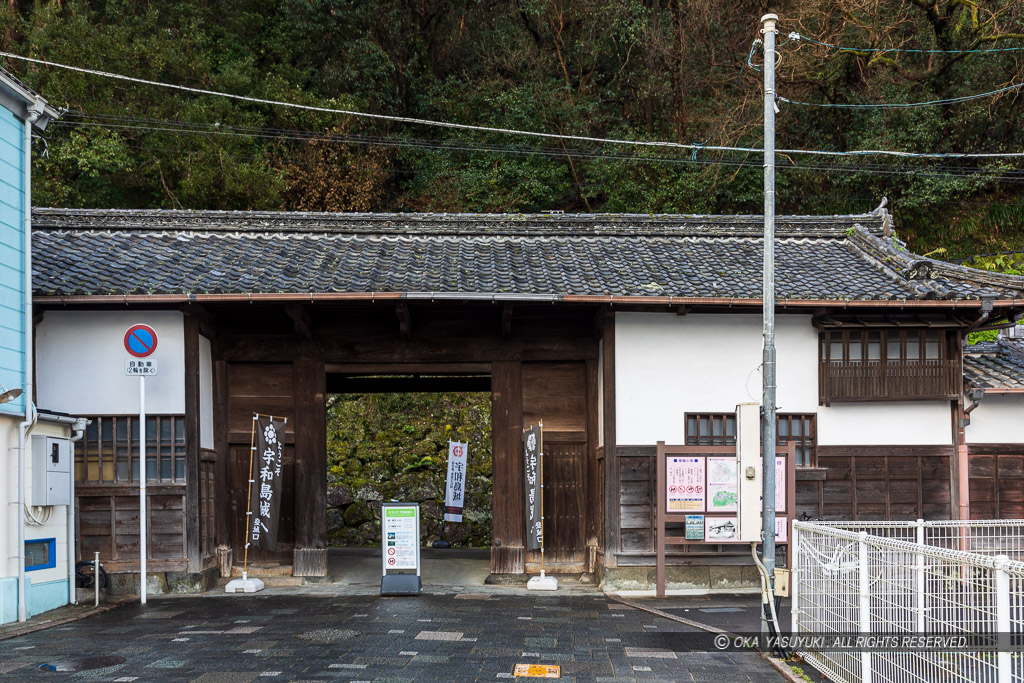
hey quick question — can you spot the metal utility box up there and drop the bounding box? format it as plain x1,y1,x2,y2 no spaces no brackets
736,402,762,542
31,436,71,506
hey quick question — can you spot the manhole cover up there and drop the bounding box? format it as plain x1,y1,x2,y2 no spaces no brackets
39,656,126,672
294,628,361,642
698,607,745,613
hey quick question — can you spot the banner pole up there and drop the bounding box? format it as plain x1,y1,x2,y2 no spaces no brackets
242,414,258,581
539,420,545,578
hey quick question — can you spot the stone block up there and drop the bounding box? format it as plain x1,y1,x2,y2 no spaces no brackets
599,567,652,591
665,565,711,590
709,566,748,589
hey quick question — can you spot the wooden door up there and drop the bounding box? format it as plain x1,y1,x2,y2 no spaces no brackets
522,362,589,572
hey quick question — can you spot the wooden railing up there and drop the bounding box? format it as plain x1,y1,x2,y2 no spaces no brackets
821,359,960,403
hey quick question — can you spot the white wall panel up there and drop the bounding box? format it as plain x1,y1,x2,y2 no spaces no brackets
37,311,185,415
966,394,1024,444
199,335,213,449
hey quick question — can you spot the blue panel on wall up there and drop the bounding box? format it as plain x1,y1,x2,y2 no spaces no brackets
0,105,24,416
27,579,68,618
0,577,16,624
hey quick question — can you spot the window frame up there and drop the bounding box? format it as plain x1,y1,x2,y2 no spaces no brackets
25,538,56,571
76,415,187,485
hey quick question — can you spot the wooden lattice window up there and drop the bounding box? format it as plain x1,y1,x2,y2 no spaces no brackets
819,328,960,403
777,414,817,467
685,414,737,446
76,416,186,484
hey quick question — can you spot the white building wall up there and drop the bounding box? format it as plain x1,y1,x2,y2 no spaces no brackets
21,420,70,587
199,335,213,449
966,394,1024,444
1,415,16,581
614,312,953,446
36,310,185,415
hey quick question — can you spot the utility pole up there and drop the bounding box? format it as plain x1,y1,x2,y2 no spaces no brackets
760,12,779,620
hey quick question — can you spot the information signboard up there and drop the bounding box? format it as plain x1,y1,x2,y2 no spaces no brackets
381,502,421,595
666,457,704,511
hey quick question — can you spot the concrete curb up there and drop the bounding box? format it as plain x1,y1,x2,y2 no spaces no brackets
763,654,808,683
0,597,135,642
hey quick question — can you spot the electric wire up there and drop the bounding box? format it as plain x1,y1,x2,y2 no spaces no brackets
788,32,1024,55
778,81,1024,109
9,52,1024,161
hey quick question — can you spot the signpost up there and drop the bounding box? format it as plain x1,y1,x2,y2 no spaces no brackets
124,324,157,604
381,502,421,595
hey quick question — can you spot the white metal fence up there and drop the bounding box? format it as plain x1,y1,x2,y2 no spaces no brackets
792,520,1024,683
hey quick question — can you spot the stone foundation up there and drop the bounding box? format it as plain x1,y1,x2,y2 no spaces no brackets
106,568,220,597
599,565,762,592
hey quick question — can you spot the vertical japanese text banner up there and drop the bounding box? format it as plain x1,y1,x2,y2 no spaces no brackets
444,441,468,522
249,415,285,550
523,426,541,550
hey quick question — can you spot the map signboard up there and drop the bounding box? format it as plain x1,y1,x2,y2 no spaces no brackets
706,457,738,512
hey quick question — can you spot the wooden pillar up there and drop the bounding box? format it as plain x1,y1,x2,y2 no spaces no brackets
602,313,618,568
292,358,327,576
491,360,525,574
183,313,202,573
585,357,600,572
213,360,231,549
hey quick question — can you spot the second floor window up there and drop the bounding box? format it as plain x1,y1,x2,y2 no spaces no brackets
819,328,960,404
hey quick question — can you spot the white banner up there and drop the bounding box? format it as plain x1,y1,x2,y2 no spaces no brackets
444,441,468,522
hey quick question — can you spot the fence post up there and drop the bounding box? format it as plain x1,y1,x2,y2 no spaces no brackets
994,555,1010,683
916,519,925,632
791,522,800,636
858,532,872,683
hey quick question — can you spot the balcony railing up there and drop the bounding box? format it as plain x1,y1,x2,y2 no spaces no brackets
820,359,960,403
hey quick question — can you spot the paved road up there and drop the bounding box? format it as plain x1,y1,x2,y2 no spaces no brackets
0,591,786,682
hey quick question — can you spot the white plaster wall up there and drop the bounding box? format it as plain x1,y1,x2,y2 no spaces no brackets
615,312,954,446
22,420,69,586
966,394,1024,444
36,311,185,415
199,335,213,449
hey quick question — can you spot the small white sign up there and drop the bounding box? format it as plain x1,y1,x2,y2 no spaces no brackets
125,359,158,376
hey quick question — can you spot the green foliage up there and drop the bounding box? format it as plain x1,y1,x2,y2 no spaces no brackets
325,391,492,548
2,0,1024,256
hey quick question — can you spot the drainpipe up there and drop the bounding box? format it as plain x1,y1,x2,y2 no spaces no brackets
16,102,43,622
958,388,984,522
68,417,88,605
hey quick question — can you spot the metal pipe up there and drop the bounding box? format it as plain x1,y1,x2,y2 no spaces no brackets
93,551,99,607
139,375,147,604
759,13,779,627
68,417,88,606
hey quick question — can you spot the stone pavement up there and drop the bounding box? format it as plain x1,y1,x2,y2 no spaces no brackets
0,590,789,682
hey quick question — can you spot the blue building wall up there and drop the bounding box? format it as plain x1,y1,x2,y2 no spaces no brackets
0,107,24,417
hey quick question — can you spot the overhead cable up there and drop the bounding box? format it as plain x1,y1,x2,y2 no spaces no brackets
788,32,1024,55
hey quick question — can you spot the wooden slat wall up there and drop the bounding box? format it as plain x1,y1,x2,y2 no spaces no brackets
227,363,297,563
813,445,953,520
969,444,1024,520
76,484,187,572
522,362,589,571
199,449,216,558
616,446,656,555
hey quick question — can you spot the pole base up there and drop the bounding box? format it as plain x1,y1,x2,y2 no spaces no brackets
224,577,265,593
526,573,558,591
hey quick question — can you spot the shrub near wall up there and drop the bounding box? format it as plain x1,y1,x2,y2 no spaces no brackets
326,392,493,547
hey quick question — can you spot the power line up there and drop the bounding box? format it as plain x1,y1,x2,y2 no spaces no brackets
9,51,1024,161
788,32,1024,55
52,113,1024,185
778,81,1024,109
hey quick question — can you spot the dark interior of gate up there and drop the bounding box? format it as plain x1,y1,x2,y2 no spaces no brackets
216,301,603,578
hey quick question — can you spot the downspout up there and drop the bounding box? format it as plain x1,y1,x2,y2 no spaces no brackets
16,102,43,622
954,296,993,526
68,417,88,605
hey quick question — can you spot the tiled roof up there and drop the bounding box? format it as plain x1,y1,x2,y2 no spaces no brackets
963,338,1024,389
30,207,1024,302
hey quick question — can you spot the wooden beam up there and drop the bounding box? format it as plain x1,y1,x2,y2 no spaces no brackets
396,303,412,339
183,313,203,573
491,360,524,574
585,356,600,571
292,358,327,576
502,303,513,338
181,303,217,339
214,334,598,363
213,360,231,549
285,303,314,340
602,312,618,567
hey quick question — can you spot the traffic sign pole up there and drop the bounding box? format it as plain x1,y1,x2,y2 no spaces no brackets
124,323,157,606
139,374,147,605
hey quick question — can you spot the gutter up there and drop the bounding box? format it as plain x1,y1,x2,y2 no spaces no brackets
31,292,1024,308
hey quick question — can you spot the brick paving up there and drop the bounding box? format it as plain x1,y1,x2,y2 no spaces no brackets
0,592,786,682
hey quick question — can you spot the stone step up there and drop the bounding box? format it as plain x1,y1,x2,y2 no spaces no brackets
215,575,307,587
